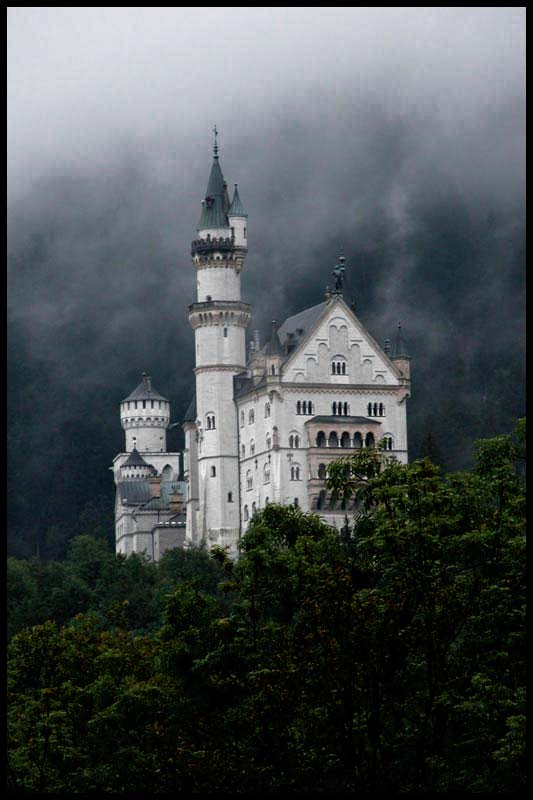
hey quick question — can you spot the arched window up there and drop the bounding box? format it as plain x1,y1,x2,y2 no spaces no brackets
294,435,300,448
291,466,295,480
341,431,351,448
211,465,216,477
265,402,270,417
241,444,245,458
271,364,276,375
223,327,228,338
296,401,301,415
328,431,339,448
246,470,253,490
250,440,255,455
302,401,307,414
331,357,347,375
318,463,327,479
264,463,271,483
353,432,362,449
265,496,270,505
373,402,378,417
289,435,294,448
383,434,393,451
249,409,255,424
161,465,173,482
316,431,326,447
343,402,349,416
227,491,233,502
332,401,337,415
252,502,257,516
367,402,372,417
240,410,245,426
379,403,384,416
243,504,249,521
365,432,375,448
293,497,299,508
266,434,271,450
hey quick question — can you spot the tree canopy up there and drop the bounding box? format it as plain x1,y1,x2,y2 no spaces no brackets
7,420,525,793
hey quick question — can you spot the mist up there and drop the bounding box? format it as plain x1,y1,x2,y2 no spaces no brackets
7,8,525,556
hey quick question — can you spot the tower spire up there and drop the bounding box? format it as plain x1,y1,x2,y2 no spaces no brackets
213,124,219,159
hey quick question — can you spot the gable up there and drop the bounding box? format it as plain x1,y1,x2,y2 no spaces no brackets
281,297,401,385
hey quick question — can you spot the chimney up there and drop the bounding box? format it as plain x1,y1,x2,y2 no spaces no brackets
149,475,161,498
169,490,184,513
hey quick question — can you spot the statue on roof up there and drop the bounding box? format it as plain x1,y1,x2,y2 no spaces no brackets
331,255,346,294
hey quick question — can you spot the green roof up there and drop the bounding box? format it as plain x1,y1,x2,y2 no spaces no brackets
197,157,230,231
228,184,247,218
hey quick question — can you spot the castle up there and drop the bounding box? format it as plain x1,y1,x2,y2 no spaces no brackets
113,134,411,559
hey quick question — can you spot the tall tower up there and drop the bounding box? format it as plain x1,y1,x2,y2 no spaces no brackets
188,130,251,551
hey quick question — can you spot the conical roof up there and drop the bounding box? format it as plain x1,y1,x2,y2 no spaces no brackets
197,156,230,231
123,373,167,402
123,447,151,468
228,184,247,218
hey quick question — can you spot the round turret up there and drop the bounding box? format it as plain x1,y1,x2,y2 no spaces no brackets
120,446,156,480
120,373,171,452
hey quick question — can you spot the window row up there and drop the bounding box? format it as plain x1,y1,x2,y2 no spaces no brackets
332,401,350,416
296,401,314,415
243,496,299,523
315,430,376,448
240,402,271,427
124,400,166,410
367,402,385,417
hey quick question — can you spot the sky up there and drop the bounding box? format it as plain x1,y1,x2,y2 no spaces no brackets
7,7,526,554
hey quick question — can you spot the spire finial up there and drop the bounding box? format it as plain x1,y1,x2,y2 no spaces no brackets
213,124,219,158
331,254,346,294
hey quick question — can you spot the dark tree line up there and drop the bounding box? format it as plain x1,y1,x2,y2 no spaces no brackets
7,421,525,793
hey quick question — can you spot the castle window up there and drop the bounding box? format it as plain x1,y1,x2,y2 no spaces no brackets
328,431,339,447
296,401,301,415
344,402,349,416
231,226,235,238
211,466,216,477
341,431,351,448
332,401,337,415
244,227,247,238
228,491,233,502
266,434,272,450
151,400,154,409
383,434,393,451
244,504,249,521
246,470,253,490
365,432,375,448
143,400,146,409
265,402,270,418
379,403,385,416
250,440,255,455
331,358,347,375
353,432,362,449
264,463,271,483
316,431,326,447
206,295,212,301
265,496,269,505
318,463,327,479
293,497,299,508
290,465,301,481
134,402,138,409
368,402,372,417
373,402,378,417
240,410,245,427
241,444,245,458
223,327,228,338
252,502,257,517
249,409,254,424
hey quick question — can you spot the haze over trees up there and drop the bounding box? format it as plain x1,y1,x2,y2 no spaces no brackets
7,421,525,793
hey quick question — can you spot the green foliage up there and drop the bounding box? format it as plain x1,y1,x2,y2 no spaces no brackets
7,422,525,793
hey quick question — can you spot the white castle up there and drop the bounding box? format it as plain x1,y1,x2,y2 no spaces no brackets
113,134,411,559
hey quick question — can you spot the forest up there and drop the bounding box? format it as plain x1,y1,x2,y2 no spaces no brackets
7,421,525,793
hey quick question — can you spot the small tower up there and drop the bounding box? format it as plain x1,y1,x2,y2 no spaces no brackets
120,373,170,453
264,320,284,382
186,130,251,552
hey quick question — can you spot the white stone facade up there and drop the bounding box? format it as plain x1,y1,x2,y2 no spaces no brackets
182,149,411,557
